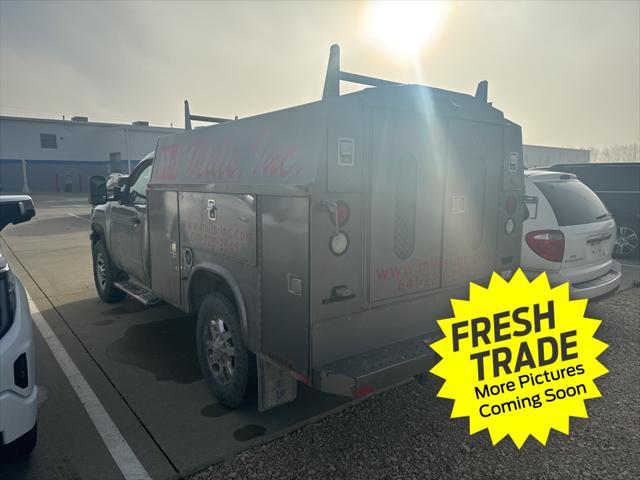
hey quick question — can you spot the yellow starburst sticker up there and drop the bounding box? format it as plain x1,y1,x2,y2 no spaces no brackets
430,269,608,448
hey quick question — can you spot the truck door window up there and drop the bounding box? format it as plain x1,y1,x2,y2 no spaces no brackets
129,164,152,205
393,153,418,260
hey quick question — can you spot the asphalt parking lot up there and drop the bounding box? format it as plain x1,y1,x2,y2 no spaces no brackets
193,287,640,480
1,194,639,480
0,195,350,479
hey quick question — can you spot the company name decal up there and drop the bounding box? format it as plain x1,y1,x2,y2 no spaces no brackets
153,127,303,182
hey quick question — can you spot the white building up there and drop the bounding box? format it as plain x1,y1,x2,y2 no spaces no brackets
0,115,181,193
1,114,591,192
523,144,590,169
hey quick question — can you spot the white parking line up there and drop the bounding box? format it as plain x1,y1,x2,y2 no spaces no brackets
28,294,151,480
68,213,89,221
48,205,87,208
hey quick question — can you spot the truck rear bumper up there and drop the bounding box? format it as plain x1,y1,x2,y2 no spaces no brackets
314,334,437,398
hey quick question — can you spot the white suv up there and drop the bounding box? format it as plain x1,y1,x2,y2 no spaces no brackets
522,171,621,299
0,196,37,457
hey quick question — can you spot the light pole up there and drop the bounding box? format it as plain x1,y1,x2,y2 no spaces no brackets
21,159,30,193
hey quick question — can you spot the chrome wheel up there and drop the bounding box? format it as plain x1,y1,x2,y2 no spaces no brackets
96,252,107,290
205,317,235,385
614,225,639,257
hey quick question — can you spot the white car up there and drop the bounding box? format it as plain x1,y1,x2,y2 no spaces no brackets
522,171,621,299
0,196,37,457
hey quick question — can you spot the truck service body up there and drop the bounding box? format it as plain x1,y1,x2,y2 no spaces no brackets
89,46,524,410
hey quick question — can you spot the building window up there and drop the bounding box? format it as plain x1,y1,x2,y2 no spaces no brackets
109,152,123,173
40,133,57,149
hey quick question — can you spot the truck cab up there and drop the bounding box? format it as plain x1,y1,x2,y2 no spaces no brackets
90,153,155,303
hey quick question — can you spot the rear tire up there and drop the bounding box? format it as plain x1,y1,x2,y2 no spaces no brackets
613,218,639,259
92,240,125,303
196,293,256,408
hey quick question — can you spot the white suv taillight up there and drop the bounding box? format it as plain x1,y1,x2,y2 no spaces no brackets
0,255,15,338
525,230,565,262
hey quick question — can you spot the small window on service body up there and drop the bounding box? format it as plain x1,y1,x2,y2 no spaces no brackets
40,133,57,149
393,153,418,260
338,138,354,166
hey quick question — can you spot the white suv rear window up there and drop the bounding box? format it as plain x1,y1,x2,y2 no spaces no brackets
536,180,610,226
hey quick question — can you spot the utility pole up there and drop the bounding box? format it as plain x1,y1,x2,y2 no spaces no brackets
125,129,131,174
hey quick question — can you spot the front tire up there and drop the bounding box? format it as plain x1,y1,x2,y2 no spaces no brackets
196,293,255,408
92,240,125,303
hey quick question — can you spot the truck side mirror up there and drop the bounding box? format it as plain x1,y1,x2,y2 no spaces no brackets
89,176,107,205
110,185,123,202
0,195,36,232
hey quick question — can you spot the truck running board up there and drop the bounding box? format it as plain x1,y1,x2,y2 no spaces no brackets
114,281,163,307
315,334,437,398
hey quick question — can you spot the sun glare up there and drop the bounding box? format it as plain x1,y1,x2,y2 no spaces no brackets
364,1,450,59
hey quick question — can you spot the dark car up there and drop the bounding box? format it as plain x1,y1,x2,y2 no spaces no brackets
548,163,640,258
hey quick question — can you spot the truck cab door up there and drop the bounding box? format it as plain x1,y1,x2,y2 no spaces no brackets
110,161,152,285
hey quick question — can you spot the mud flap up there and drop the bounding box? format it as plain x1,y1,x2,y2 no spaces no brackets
257,354,298,412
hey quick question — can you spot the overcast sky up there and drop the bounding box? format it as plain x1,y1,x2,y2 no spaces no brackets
0,0,638,148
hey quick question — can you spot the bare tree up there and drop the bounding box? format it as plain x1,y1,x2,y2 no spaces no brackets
590,142,639,163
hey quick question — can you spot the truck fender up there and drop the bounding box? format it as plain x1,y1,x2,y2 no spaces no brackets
90,222,106,244
90,207,109,244
187,263,249,341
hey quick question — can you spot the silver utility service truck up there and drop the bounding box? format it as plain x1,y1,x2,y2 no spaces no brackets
88,45,525,411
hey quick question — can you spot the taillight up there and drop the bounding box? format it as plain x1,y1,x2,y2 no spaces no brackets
525,230,565,262
0,258,15,339
325,200,351,256
505,195,517,214
331,201,350,227
14,353,28,389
